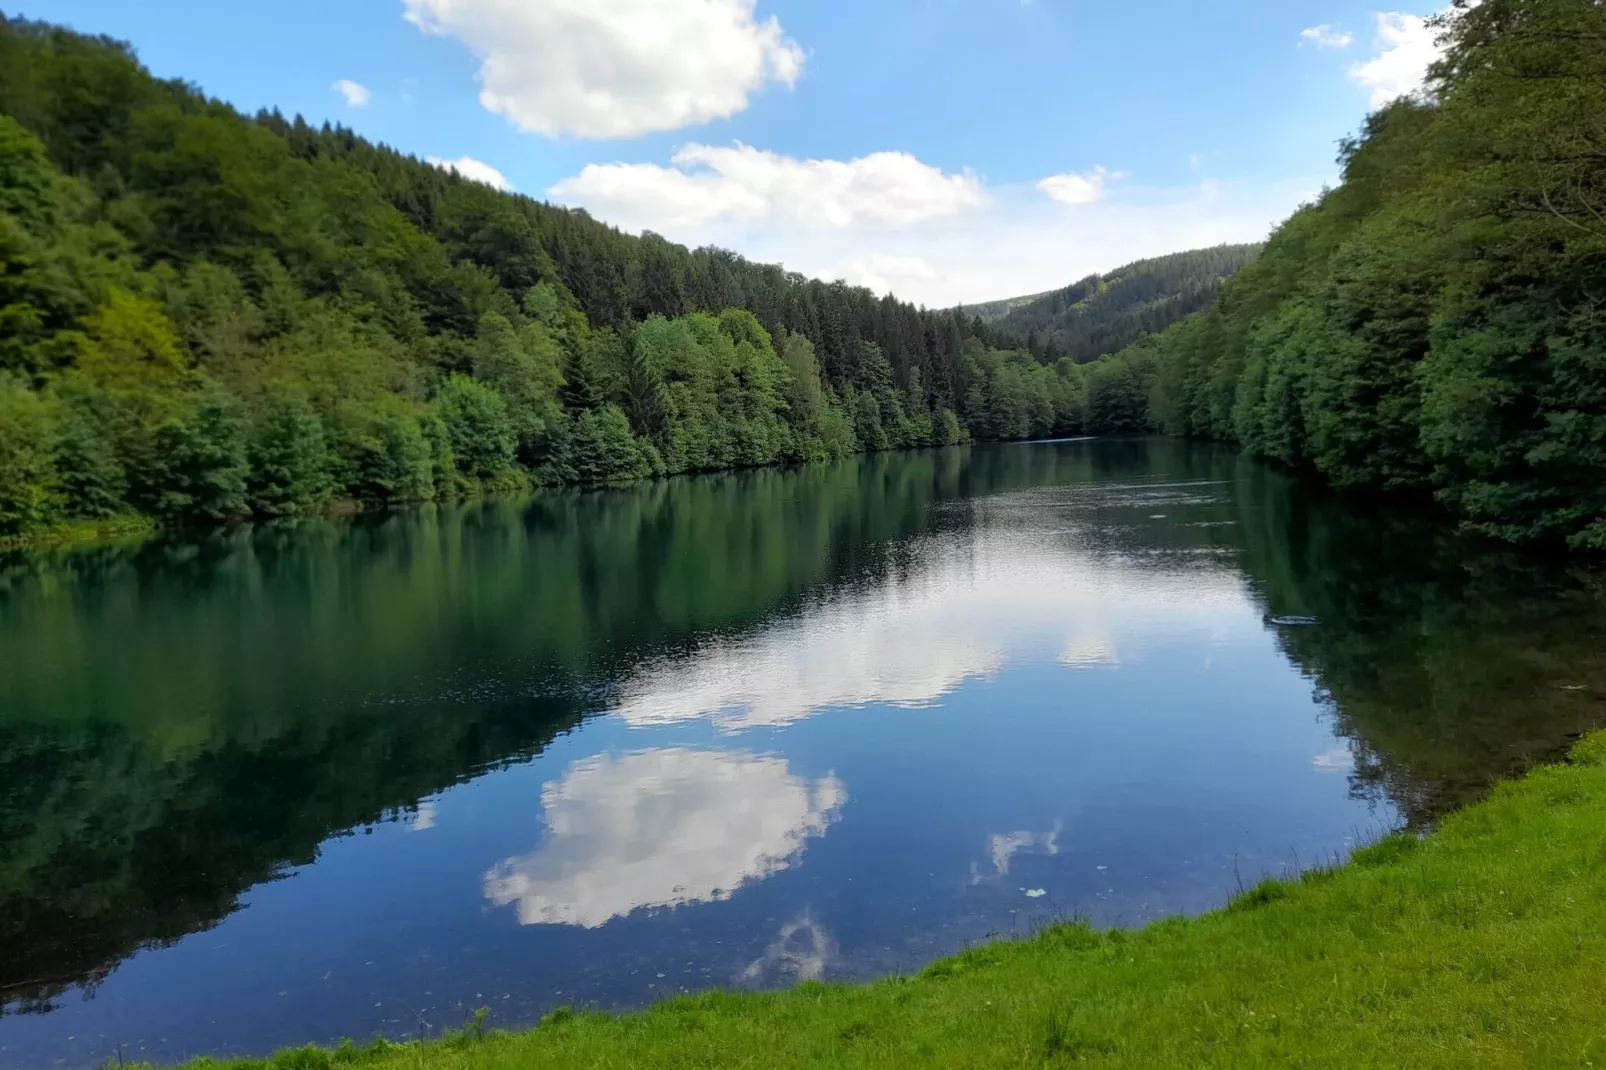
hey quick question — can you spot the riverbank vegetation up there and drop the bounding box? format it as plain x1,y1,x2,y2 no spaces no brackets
146,729,1606,1068
1081,0,1606,549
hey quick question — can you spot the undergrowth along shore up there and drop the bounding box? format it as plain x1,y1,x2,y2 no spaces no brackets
146,731,1606,1069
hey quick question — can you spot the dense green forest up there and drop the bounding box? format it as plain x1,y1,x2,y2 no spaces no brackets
967,244,1262,363
1081,0,1606,549
4,0,1601,548
0,12,1127,540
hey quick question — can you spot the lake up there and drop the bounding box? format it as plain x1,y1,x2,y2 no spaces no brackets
2,438,1603,1068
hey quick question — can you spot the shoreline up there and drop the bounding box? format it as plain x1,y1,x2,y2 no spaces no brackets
139,730,1606,1068
0,441,1038,556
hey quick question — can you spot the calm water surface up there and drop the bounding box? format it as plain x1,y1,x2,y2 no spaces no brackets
2,439,1603,1067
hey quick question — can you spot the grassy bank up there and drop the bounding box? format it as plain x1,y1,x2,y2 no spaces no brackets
166,733,1606,1069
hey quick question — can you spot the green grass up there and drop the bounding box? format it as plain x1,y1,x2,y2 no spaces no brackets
161,732,1606,1069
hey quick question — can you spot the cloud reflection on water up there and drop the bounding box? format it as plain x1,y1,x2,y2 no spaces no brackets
738,912,835,986
484,748,845,928
971,821,1062,885
614,497,1253,732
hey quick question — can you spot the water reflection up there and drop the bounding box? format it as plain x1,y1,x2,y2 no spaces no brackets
617,485,1252,732
3,440,1606,1069
972,823,1063,884
483,749,846,928
614,573,1009,731
739,913,835,986
1059,633,1120,668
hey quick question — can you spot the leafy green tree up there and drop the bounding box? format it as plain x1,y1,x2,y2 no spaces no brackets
1086,358,1150,434
77,287,190,392
247,386,333,515
436,374,515,480
470,311,564,465
134,381,249,523
548,404,661,484
51,377,129,517
0,374,62,532
851,388,889,451
332,397,436,503
778,330,824,427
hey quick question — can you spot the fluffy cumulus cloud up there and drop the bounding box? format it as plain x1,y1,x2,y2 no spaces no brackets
426,155,514,191
1299,24,1354,48
401,0,804,138
1349,11,1444,108
548,141,1316,306
1036,166,1126,206
332,79,371,107
550,143,986,230
483,749,846,928
547,141,1318,307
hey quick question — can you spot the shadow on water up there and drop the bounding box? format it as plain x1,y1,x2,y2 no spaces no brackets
0,439,1602,1024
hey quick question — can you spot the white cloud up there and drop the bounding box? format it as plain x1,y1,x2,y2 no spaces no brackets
1349,11,1443,108
550,143,986,230
805,173,1314,304
401,0,804,139
332,79,371,108
837,255,938,298
483,748,845,928
550,140,1313,306
1300,24,1354,48
426,155,514,192
1037,166,1126,206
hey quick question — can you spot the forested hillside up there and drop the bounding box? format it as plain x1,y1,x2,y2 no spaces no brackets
973,244,1262,362
1084,0,1606,549
958,290,1053,323
0,13,1100,539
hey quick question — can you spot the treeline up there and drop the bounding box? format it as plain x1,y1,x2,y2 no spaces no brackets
0,13,1101,538
1083,0,1606,549
975,244,1262,363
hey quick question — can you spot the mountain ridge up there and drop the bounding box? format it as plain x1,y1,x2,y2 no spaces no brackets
967,244,1262,363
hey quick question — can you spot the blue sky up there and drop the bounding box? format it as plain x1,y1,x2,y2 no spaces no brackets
29,0,1443,305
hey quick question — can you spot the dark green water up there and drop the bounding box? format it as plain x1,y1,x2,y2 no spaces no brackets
2,438,1603,1068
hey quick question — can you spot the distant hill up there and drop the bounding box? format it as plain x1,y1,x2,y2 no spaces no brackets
965,244,1262,363
961,290,1055,322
